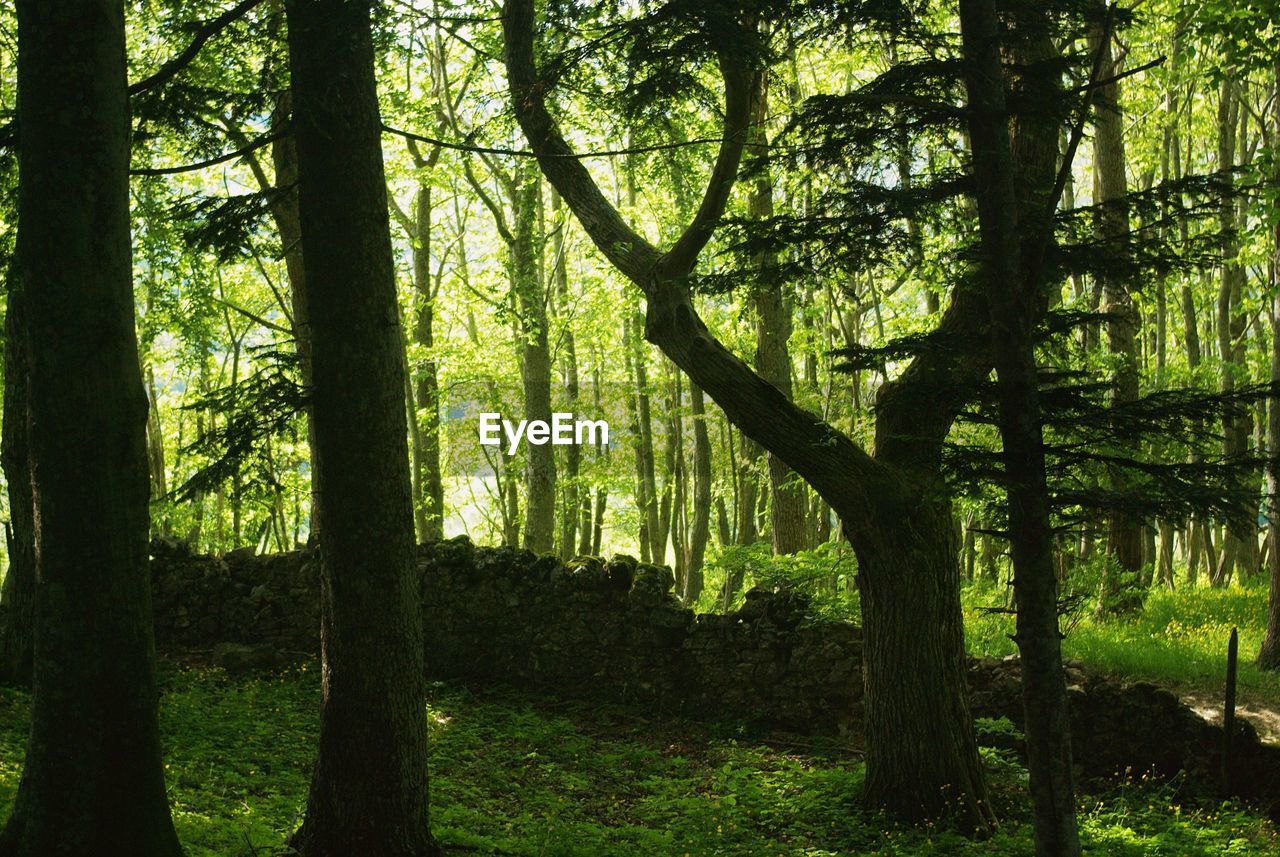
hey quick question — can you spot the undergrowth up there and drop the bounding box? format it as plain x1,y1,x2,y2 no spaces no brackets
0,663,1275,855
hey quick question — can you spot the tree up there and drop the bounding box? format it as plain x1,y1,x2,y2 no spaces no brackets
499,0,1060,827
959,0,1081,849
1259,55,1280,670
283,0,437,853
1090,19,1145,608
0,0,183,852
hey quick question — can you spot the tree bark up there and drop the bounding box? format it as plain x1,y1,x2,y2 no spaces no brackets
747,64,807,555
283,1,437,853
1259,57,1280,670
511,164,556,554
685,383,713,603
408,160,445,542
268,89,321,541
1089,23,1144,608
0,282,33,687
0,0,183,851
961,0,1080,849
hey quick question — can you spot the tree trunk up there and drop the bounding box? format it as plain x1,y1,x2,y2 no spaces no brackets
508,164,556,554
856,500,994,829
0,282,33,687
1259,57,1280,670
284,1,437,853
685,383,712,604
552,191,581,559
961,0,1080,848
632,311,662,560
747,66,807,555
1090,23,1143,609
0,0,182,851
1215,76,1253,585
502,0,1007,827
269,89,320,542
409,169,446,542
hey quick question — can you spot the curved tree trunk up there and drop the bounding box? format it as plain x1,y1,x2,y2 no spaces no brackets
284,0,437,853
0,0,183,852
501,0,1015,828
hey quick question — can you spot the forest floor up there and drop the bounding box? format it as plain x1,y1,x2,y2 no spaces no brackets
1,659,1277,856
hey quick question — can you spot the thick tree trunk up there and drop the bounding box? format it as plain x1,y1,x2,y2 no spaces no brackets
856,500,994,830
0,0,183,851
503,0,1001,827
284,1,437,853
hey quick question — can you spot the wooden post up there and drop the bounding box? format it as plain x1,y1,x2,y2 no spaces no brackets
1223,625,1239,792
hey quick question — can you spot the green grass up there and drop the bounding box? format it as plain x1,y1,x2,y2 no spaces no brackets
963,578,1280,712
0,663,1276,855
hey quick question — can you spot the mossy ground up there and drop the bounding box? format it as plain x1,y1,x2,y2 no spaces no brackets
0,651,1276,855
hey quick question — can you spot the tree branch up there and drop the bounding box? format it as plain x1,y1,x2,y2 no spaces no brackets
130,131,283,176
129,0,269,96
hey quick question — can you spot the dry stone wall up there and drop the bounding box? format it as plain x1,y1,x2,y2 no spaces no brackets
150,536,862,733
148,536,1280,804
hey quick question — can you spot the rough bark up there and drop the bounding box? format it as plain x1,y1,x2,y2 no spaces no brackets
0,0,183,851
283,1,437,853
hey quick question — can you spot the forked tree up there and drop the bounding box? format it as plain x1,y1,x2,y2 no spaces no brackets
502,0,1058,828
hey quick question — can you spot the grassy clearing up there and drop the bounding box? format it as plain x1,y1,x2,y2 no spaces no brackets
0,663,1276,855
964,579,1280,714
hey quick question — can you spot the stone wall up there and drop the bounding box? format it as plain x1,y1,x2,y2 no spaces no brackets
149,536,1280,801
150,537,862,733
